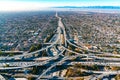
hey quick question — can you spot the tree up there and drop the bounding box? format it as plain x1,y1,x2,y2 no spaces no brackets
113,50,118,54
0,51,4,56
115,74,120,80
29,45,36,52
29,44,42,52
27,76,35,80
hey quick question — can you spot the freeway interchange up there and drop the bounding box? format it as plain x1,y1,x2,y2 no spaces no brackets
0,12,120,80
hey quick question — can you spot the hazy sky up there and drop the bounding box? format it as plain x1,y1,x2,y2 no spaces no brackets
0,0,120,11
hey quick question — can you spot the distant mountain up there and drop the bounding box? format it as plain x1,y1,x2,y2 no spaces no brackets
82,6,120,9
54,6,120,9
54,6,79,8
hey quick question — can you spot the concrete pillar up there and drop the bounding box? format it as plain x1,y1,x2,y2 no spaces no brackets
60,34,65,45
74,33,79,44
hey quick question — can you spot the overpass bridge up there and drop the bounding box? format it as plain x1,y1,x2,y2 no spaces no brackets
0,12,119,80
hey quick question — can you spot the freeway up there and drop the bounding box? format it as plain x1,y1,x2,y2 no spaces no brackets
2,55,120,67
36,53,81,80
66,38,120,57
1,51,24,53
36,53,120,79
94,56,120,61
63,46,120,59
0,49,65,70
36,54,66,80
0,12,120,80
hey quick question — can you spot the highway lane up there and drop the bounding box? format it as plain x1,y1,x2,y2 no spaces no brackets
1,51,24,53
86,70,120,74
75,68,120,75
89,74,110,80
56,12,67,47
63,46,87,56
66,38,87,49
70,61,120,67
94,56,120,61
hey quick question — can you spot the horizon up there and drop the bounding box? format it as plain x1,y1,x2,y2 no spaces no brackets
0,0,120,11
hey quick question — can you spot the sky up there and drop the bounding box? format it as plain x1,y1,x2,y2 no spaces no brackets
0,0,120,11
